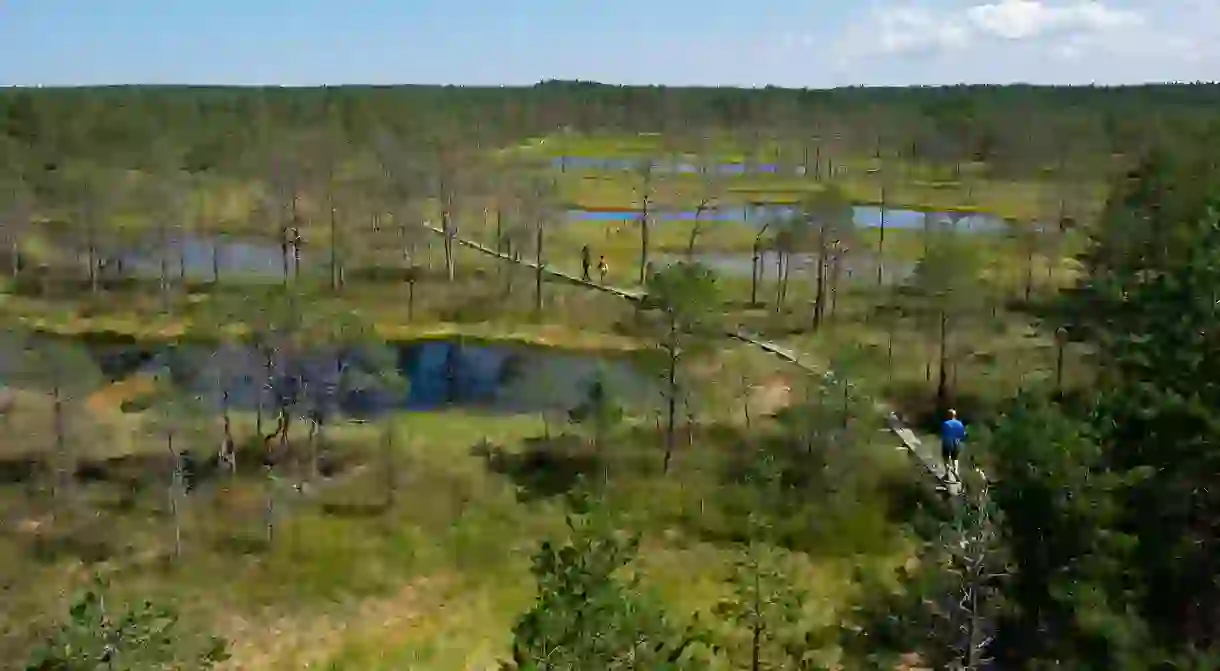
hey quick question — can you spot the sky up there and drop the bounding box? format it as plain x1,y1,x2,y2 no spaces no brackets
1,0,1217,88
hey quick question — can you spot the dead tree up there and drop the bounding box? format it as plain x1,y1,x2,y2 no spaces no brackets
0,177,32,281
635,160,655,284
936,469,1003,670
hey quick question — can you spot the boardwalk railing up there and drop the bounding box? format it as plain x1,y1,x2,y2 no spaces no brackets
424,224,961,495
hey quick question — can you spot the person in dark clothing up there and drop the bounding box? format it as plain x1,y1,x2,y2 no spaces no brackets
581,245,592,281
940,408,967,482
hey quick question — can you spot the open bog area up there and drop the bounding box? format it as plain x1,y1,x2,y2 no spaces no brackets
2,33,1220,669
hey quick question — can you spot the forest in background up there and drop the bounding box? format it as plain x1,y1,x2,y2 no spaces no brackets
2,81,1220,670
5,81,1220,174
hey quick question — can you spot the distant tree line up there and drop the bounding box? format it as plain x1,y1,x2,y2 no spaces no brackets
2,82,1220,176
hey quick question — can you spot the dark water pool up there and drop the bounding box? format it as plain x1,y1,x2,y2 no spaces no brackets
0,334,656,420
126,339,654,418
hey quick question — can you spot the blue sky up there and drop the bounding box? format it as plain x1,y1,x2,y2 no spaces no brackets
1,1,1216,87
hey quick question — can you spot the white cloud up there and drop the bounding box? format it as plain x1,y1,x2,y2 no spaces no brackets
776,0,1217,86
966,0,1141,40
875,7,973,54
848,0,1145,58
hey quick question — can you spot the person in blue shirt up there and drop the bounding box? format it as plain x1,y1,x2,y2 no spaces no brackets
941,409,967,481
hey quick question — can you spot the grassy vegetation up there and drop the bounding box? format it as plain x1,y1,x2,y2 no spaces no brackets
532,132,1108,220
0,338,926,668
2,125,1105,668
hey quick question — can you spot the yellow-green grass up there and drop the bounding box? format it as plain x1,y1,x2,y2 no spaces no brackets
0,411,553,662
515,132,1109,219
317,408,914,669
0,279,647,352
562,167,1098,222
0,387,155,461
759,288,1095,415
1,399,912,669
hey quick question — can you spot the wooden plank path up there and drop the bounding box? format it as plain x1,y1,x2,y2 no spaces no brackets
428,225,961,496
424,224,645,301
728,329,962,496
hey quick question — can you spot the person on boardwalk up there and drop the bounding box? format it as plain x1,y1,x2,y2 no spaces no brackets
941,408,967,482
581,245,592,281
598,255,609,284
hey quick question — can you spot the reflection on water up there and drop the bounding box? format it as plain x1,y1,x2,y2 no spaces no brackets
125,339,653,418
0,334,654,420
120,236,300,282
568,205,1004,232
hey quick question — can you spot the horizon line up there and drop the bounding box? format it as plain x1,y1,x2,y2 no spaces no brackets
3,79,1220,91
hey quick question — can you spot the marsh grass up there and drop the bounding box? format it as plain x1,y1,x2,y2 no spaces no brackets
2,363,928,668
2,129,1103,668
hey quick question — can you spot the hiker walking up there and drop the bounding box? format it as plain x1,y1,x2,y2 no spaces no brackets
597,255,609,284
581,245,592,281
940,408,966,482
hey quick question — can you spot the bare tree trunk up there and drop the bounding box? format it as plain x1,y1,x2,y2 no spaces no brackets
280,196,292,284
329,203,340,292
408,276,416,320
257,346,273,438
264,473,276,545
936,308,950,414
166,428,183,559
750,224,769,307
750,244,762,305
829,254,840,321
85,204,99,295
638,209,650,285
877,188,887,286
306,413,320,484
751,567,762,671
177,231,187,287
211,236,221,284
220,388,236,476
52,378,68,503
1024,237,1034,301
686,207,708,259
382,422,398,508
158,211,170,313
780,252,791,308
9,237,19,280
507,247,519,296
887,317,896,383
662,314,678,475
812,254,827,330
773,252,784,312
740,375,752,429
637,164,653,284
441,171,456,282
534,222,544,318
494,208,504,276
292,223,302,282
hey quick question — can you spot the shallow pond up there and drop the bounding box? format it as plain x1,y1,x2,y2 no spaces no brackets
0,333,656,421
119,235,302,283
120,339,655,418
567,205,1004,233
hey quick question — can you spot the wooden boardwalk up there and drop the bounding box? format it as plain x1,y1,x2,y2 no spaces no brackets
424,224,645,301
427,225,962,496
728,329,961,495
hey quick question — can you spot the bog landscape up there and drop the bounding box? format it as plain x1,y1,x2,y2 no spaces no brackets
2,82,1219,669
